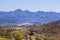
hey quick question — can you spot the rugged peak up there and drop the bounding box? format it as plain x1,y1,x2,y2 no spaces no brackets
14,9,23,12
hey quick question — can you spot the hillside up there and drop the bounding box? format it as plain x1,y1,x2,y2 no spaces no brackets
31,20,60,40
0,20,60,40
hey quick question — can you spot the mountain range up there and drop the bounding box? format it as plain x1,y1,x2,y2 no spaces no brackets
0,9,60,25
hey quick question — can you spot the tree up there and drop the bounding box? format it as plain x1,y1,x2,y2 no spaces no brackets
13,33,23,40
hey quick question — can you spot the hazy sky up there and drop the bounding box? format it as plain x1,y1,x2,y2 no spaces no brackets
0,0,60,12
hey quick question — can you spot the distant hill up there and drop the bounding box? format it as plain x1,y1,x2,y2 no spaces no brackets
0,9,60,24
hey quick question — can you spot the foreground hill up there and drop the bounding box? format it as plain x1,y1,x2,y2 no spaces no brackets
0,20,60,40
0,9,60,24
31,20,60,40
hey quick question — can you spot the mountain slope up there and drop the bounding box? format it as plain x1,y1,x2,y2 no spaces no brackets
31,20,60,40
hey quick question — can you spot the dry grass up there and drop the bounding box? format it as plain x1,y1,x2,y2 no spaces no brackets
0,38,11,40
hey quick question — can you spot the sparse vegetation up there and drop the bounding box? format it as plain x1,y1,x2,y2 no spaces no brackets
0,20,60,40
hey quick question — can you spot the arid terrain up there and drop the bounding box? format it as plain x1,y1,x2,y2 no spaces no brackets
0,20,60,40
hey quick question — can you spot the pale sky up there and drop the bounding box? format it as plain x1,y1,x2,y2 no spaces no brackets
0,0,60,12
